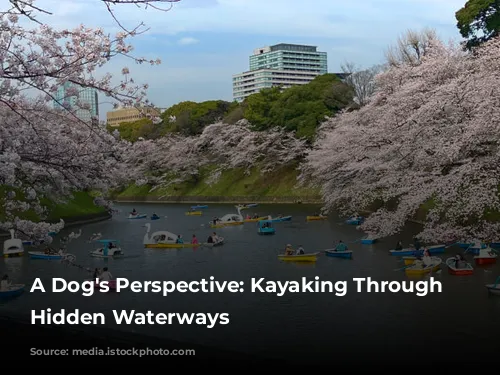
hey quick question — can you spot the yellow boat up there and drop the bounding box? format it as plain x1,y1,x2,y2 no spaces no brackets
185,211,203,216
403,256,417,265
278,252,319,262
210,222,243,228
405,257,442,276
306,215,328,221
244,216,268,223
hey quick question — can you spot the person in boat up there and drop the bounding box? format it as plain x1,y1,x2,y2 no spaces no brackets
246,214,251,219
278,214,283,218
212,232,220,243
207,234,214,243
454,254,465,268
0,275,11,291
395,241,403,251
335,240,348,252
108,242,115,249
422,248,432,267
253,214,259,219
191,234,198,245
131,208,137,216
176,235,184,244
100,267,113,281
296,245,305,255
152,213,159,219
285,244,294,256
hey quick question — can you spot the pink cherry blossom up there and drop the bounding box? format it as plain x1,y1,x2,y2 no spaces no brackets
303,36,500,242
0,0,179,241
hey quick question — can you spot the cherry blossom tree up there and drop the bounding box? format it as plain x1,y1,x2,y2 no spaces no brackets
123,120,309,194
303,36,500,243
0,0,179,241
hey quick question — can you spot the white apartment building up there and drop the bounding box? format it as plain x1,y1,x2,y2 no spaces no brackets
232,43,328,102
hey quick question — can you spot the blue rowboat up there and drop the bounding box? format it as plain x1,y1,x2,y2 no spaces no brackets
390,244,445,257
270,216,292,222
325,249,352,259
490,242,500,249
346,217,363,225
0,284,24,298
28,251,63,260
150,215,160,220
257,220,275,235
361,238,376,244
191,205,208,210
128,214,147,219
389,248,416,256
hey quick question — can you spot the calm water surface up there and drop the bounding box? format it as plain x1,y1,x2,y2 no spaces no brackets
1,203,500,357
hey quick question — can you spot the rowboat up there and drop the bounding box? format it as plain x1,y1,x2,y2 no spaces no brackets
405,257,442,276
445,257,473,275
258,220,275,235
143,224,202,248
325,249,352,259
0,284,24,298
278,252,319,262
128,213,147,219
361,238,376,245
150,215,160,220
191,205,208,210
402,256,417,265
185,211,203,216
473,248,497,265
244,216,268,223
464,241,487,255
306,215,327,221
489,242,500,249
203,237,224,247
270,216,292,222
90,240,124,258
389,245,445,257
390,248,417,256
28,251,63,260
346,217,363,225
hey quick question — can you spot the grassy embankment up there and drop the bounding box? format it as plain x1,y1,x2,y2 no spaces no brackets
0,189,106,223
115,165,321,202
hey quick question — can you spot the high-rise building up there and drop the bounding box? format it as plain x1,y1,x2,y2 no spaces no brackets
232,43,328,102
53,82,99,123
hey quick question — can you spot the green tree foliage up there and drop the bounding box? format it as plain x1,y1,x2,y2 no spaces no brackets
456,0,500,48
109,118,154,142
242,74,354,139
159,100,237,135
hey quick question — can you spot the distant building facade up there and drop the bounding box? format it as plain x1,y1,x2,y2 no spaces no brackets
232,43,328,102
106,106,160,127
53,82,99,123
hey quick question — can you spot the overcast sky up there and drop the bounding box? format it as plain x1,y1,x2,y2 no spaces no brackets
34,0,466,117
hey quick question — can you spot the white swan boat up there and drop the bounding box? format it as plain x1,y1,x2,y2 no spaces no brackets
209,214,244,228
143,223,199,248
3,229,24,258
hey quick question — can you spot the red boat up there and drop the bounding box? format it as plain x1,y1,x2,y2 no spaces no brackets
474,248,497,265
445,257,473,276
